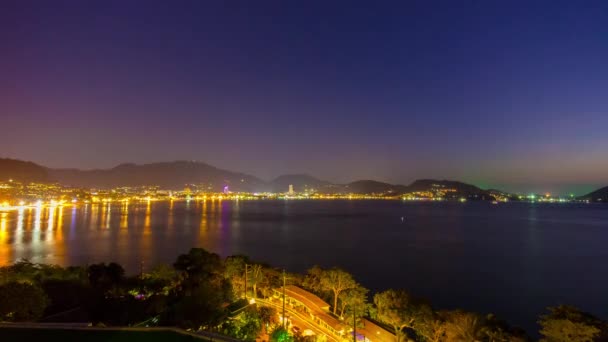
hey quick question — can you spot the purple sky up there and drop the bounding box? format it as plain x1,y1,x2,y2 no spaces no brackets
2,1,608,194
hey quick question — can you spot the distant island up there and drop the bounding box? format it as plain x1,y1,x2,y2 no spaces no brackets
0,157,606,202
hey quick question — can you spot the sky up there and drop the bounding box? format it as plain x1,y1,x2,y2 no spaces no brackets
2,1,607,195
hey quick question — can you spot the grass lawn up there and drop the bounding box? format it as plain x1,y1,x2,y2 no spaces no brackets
0,328,207,342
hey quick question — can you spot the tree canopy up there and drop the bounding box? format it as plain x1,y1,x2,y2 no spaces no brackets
1,250,605,342
0,282,48,321
374,289,434,341
303,266,358,315
538,305,605,342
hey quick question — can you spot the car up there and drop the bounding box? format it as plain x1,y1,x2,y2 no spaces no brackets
292,326,301,334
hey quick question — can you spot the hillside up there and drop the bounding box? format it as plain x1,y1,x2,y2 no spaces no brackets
579,186,608,202
407,179,495,200
0,158,50,183
0,158,500,198
343,180,408,194
48,161,266,191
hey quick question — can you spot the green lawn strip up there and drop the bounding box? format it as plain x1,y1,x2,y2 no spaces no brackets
0,328,208,342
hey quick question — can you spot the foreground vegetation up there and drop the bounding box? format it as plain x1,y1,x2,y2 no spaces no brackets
0,248,606,341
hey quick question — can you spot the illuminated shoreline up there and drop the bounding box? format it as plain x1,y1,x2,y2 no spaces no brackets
0,195,585,213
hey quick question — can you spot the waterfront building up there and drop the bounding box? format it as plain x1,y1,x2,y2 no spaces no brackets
270,285,396,342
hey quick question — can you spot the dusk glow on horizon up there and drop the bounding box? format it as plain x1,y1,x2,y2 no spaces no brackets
2,1,608,194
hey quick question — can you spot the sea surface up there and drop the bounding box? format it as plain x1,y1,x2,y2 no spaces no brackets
1,200,607,333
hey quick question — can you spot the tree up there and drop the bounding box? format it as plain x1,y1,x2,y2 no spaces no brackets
538,306,604,342
174,248,223,278
258,267,284,299
88,262,125,290
482,313,529,342
442,311,485,342
166,281,228,329
222,306,263,341
540,319,599,342
143,264,179,294
3,260,38,283
437,311,529,342
419,319,447,342
250,264,265,299
174,248,223,294
302,265,325,293
37,263,84,282
373,289,434,342
338,283,369,323
259,306,279,332
318,268,356,315
106,262,125,283
41,278,91,316
224,255,248,296
1,261,85,285
0,282,48,321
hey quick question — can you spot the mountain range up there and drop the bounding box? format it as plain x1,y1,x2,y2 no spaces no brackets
1,157,604,200
0,158,266,192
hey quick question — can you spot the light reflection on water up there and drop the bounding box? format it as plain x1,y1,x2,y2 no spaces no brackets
16,208,24,245
120,202,128,229
0,213,7,264
33,206,42,244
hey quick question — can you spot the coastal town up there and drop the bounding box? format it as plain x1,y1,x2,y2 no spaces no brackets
0,178,584,213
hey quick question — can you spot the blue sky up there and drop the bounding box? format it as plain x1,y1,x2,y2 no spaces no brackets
2,1,607,194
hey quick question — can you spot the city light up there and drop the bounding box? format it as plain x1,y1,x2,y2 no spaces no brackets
0,179,590,213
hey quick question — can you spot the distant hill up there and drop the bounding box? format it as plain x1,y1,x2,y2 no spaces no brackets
408,179,480,193
406,179,495,200
48,161,266,191
0,157,501,199
578,186,608,202
343,180,408,194
0,158,49,183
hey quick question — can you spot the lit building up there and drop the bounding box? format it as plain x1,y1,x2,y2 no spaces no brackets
270,285,396,342
272,285,344,338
